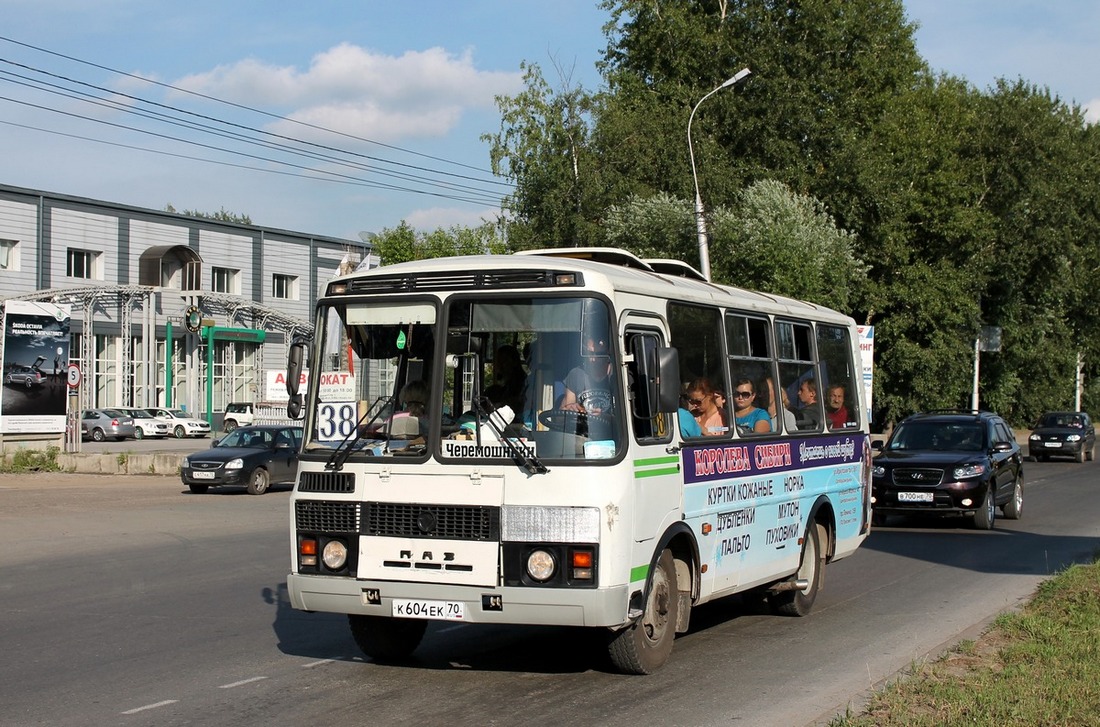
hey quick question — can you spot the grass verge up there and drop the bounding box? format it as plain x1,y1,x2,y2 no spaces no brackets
832,557,1100,726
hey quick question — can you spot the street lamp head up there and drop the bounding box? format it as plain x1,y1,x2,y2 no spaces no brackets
720,68,752,89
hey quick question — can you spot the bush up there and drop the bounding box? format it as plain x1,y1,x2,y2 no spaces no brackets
0,445,62,472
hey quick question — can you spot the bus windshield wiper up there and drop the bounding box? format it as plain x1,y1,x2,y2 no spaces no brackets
475,395,548,475
325,396,394,471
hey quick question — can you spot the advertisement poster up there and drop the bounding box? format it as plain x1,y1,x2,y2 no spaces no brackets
857,325,874,427
1,300,71,434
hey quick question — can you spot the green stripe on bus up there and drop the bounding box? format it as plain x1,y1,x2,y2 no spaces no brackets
630,564,649,583
634,467,681,478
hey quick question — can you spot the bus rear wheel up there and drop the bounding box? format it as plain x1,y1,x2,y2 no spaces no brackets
607,548,678,674
770,523,825,617
349,615,426,661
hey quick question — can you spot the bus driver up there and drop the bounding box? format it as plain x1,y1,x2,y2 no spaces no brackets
560,336,613,416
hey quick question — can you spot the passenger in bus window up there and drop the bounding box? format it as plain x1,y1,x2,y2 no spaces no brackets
763,376,797,433
825,384,850,429
686,377,728,436
678,391,703,438
796,378,823,429
731,378,771,434
484,344,527,415
561,336,613,415
398,380,430,437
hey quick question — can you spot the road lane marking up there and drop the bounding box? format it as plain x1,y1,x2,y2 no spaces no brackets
218,676,268,689
301,658,337,668
121,700,178,714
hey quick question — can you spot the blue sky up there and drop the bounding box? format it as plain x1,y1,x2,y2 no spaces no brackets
1,1,1096,243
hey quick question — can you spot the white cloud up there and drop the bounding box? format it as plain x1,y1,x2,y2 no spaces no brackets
403,205,502,231
1084,99,1100,125
170,43,522,143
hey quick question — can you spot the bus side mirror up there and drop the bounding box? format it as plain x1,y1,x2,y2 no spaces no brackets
630,337,680,418
286,338,307,420
655,347,680,414
286,338,306,397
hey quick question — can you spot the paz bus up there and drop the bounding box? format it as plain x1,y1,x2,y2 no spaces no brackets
284,247,872,674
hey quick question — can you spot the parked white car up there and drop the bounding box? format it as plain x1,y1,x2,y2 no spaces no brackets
147,407,212,439
116,407,170,439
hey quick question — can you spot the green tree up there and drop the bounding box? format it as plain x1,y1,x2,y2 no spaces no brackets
602,191,695,261
372,221,509,266
165,204,252,225
709,180,867,311
484,61,604,248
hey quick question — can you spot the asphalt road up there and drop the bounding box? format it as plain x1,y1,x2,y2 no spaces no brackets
1,460,1098,727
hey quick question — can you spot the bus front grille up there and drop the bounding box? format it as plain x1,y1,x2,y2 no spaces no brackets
298,471,355,493
295,500,360,533
363,502,500,541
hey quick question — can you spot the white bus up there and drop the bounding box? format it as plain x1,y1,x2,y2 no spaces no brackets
285,248,872,674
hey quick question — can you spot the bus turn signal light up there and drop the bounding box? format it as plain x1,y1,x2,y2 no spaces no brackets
300,537,318,567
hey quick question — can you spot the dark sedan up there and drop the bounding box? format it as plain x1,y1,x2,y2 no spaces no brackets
180,425,302,495
872,410,1024,530
1028,411,1095,463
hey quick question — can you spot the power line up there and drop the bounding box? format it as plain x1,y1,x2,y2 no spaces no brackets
0,35,519,210
0,69,505,203
0,35,505,177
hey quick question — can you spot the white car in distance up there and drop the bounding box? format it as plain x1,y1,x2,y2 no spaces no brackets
116,407,170,439
147,407,212,439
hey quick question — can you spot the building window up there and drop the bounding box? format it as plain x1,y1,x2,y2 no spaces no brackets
0,240,17,271
212,267,240,295
272,273,299,300
67,248,100,279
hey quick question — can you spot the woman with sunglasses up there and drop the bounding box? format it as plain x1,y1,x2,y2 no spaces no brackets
731,378,771,434
685,377,728,436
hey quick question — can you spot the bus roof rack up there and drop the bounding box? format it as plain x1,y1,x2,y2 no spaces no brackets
641,258,707,281
515,247,655,272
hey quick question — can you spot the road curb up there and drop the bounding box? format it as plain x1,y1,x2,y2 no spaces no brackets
56,452,185,476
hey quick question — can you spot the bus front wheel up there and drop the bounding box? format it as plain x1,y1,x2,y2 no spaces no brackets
607,548,678,675
770,522,825,617
349,614,426,661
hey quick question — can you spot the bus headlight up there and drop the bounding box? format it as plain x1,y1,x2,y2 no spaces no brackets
322,540,348,570
526,549,556,582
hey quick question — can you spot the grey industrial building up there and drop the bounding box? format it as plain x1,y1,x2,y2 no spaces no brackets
0,182,373,444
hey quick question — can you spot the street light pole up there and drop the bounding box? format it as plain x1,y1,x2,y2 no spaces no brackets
688,67,751,281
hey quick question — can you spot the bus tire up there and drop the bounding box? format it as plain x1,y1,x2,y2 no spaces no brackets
349,614,426,661
770,522,825,617
607,548,678,674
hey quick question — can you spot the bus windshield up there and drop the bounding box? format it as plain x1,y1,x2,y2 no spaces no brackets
306,295,622,464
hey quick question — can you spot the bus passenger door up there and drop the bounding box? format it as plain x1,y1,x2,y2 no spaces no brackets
624,325,682,545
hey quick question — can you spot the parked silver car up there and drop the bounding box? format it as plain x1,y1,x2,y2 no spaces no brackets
4,355,47,388
81,408,137,442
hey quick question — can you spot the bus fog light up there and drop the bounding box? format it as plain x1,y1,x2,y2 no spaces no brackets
526,549,556,581
322,540,348,570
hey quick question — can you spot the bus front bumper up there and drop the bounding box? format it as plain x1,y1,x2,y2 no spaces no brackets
287,573,632,628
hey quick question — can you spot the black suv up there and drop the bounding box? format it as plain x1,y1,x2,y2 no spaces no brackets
871,410,1023,529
